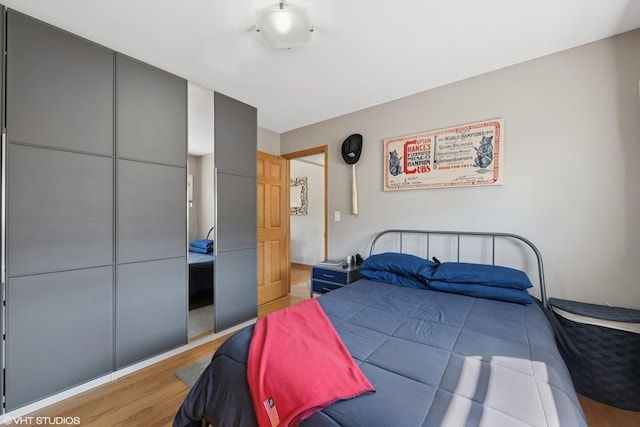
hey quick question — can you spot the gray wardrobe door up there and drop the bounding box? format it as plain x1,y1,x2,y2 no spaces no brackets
117,160,186,264
214,92,258,177
7,145,113,276
115,54,187,367
116,258,187,368
6,10,113,155
4,9,115,411
5,267,113,411
116,53,187,167
0,5,6,410
214,249,258,331
216,173,258,252
214,92,258,332
214,174,257,330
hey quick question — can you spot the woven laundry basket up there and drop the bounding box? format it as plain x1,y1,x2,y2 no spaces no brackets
550,298,640,411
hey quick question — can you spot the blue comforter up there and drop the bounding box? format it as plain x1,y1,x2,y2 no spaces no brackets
174,279,586,427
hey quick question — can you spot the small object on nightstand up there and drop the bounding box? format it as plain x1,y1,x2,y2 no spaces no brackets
318,259,343,266
311,262,361,296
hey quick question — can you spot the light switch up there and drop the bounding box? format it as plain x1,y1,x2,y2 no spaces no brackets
334,211,341,222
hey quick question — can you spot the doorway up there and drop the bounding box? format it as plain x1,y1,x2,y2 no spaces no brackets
283,146,328,297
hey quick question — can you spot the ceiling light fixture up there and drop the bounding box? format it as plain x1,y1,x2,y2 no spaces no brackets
255,2,313,49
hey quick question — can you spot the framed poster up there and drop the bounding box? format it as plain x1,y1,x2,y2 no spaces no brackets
384,118,504,191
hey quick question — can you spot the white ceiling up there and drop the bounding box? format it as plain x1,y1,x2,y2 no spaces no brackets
4,0,640,134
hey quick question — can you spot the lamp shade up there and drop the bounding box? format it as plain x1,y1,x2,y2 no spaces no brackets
255,3,313,48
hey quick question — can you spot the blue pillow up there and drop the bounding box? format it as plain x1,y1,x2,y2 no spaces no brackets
427,262,532,290
427,280,532,304
361,252,437,278
360,269,428,289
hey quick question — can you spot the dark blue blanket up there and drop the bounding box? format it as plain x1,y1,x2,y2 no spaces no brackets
174,279,586,427
190,239,213,251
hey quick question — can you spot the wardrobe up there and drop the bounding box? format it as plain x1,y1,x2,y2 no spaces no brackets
0,6,257,412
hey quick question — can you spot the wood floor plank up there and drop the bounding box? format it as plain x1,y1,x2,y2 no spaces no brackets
578,394,640,427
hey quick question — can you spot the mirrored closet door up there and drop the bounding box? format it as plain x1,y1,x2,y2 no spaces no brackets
187,82,215,340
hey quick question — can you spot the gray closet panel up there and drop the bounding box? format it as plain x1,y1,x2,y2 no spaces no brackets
5,267,113,411
7,144,113,276
6,10,113,155
214,249,257,331
213,92,257,333
116,258,187,368
117,160,186,264
0,5,6,408
116,53,187,167
213,92,257,177
2,6,190,412
216,173,257,252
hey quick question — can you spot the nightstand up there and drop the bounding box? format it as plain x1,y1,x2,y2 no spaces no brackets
311,263,362,295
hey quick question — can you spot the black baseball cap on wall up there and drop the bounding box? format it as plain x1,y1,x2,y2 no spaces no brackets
341,133,363,164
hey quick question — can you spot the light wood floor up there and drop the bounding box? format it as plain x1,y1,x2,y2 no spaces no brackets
578,395,640,427
290,262,311,288
20,263,639,426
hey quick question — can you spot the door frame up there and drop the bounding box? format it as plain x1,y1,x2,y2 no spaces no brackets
282,145,328,262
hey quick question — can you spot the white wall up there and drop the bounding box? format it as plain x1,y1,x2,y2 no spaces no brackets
187,155,201,242
187,82,216,242
281,29,640,308
258,127,280,155
290,159,324,265
187,82,215,156
198,153,215,239
186,153,214,242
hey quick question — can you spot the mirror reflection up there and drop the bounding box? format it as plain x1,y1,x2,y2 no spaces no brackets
187,82,215,340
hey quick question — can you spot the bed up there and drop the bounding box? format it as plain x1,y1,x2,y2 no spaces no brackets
174,230,587,427
188,251,214,310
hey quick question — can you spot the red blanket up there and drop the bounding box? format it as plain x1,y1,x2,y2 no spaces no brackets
247,299,374,427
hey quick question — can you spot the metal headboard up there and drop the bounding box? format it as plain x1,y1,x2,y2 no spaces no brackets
369,230,547,307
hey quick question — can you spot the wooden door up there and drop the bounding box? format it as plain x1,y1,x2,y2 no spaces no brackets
257,152,290,305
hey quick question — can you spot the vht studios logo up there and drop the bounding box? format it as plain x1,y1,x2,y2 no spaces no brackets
2,416,81,425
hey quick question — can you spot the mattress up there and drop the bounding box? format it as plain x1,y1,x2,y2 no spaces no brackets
175,278,586,427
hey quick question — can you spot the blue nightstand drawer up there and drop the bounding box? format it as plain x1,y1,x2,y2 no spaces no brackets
312,269,347,283
312,280,344,294
311,263,361,295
